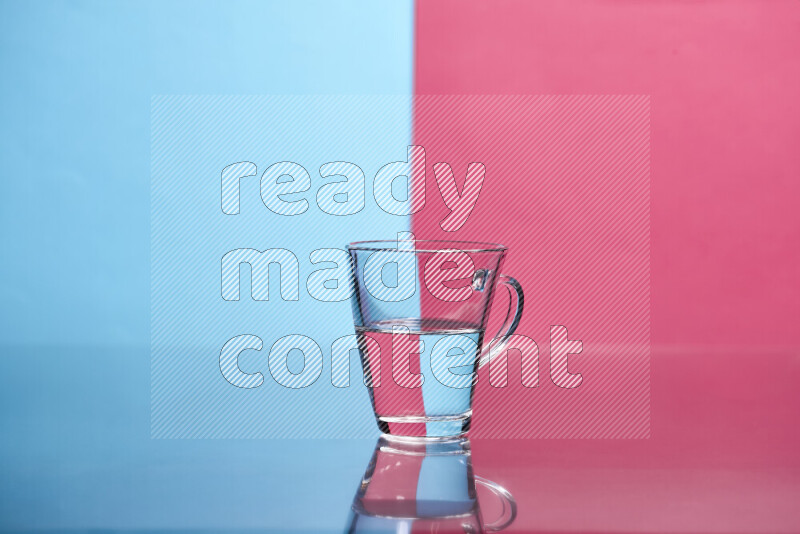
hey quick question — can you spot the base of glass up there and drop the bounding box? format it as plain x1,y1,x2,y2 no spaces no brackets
376,412,472,440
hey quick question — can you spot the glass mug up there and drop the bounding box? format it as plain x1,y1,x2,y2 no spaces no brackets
347,238,524,439
346,436,517,533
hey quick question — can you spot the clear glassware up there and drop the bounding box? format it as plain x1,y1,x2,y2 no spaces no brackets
348,239,524,440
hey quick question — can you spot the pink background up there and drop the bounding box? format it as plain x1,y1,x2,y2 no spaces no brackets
414,0,799,347
413,94,652,439
414,1,800,531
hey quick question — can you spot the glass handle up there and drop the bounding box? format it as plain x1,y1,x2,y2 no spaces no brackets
478,275,524,369
475,475,517,531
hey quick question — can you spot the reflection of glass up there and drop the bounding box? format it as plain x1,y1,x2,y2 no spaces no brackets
345,436,516,533
347,240,524,440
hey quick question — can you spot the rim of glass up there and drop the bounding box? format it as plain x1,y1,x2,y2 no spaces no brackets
346,239,507,253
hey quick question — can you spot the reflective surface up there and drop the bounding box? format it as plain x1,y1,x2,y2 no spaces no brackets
1,345,798,532
346,436,516,532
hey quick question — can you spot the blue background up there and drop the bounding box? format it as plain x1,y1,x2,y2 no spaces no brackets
0,1,413,530
150,95,412,439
